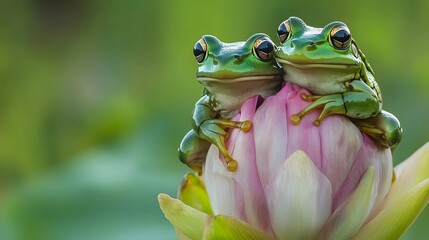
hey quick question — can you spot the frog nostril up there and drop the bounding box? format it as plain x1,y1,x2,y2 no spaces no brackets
306,41,317,51
233,55,241,60
233,55,244,64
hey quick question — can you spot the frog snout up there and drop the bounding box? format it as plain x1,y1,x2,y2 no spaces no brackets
290,39,315,47
289,39,317,51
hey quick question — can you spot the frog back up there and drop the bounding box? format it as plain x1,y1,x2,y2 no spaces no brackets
353,39,382,103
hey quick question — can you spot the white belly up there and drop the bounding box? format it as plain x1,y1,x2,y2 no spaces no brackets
201,77,282,118
283,65,356,95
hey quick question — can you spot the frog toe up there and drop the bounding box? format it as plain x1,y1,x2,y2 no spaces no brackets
225,157,238,171
240,120,252,133
207,133,238,172
290,114,302,125
213,119,252,133
313,120,321,126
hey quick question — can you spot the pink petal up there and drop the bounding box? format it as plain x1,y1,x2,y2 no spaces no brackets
253,90,289,188
317,116,361,195
254,83,362,196
318,167,376,239
333,135,392,211
204,96,272,236
204,145,240,218
367,142,429,221
265,150,332,239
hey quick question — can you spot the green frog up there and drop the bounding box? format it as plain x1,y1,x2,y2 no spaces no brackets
275,16,402,148
179,33,283,173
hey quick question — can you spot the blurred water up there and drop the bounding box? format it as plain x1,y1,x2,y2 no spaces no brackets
0,126,188,239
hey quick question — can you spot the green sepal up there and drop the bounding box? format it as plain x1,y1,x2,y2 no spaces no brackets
178,172,212,214
158,194,207,240
202,215,271,240
351,179,429,239
159,194,270,240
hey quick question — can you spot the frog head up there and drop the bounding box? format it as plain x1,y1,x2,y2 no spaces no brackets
193,34,284,115
194,33,283,80
275,17,374,95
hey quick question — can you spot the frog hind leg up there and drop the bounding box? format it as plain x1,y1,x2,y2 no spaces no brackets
198,119,252,172
179,130,211,174
352,110,402,149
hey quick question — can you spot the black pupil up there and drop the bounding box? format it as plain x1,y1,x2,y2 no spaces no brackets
332,29,350,43
257,41,273,54
277,23,289,42
193,42,204,57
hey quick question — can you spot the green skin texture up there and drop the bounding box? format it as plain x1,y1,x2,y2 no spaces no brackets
179,33,283,173
275,16,402,148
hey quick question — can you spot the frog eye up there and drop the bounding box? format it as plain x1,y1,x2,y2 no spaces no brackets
277,20,291,43
193,38,207,63
253,37,275,62
329,25,351,49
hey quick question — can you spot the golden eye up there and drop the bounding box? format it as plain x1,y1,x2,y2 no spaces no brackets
277,20,291,43
329,25,351,49
193,38,207,63
253,37,275,62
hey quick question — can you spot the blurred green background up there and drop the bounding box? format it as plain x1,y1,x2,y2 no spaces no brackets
0,0,428,239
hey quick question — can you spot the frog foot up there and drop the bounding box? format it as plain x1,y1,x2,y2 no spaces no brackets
290,113,304,125
240,120,252,132
290,112,321,126
199,119,252,172
215,119,252,133
290,94,346,126
225,156,238,171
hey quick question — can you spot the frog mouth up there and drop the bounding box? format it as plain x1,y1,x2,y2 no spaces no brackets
197,75,282,83
276,58,356,70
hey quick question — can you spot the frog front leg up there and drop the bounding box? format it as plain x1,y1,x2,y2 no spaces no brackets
291,80,381,126
187,95,251,172
352,110,402,148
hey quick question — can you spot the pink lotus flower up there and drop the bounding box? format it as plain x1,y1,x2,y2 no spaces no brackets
159,83,429,239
